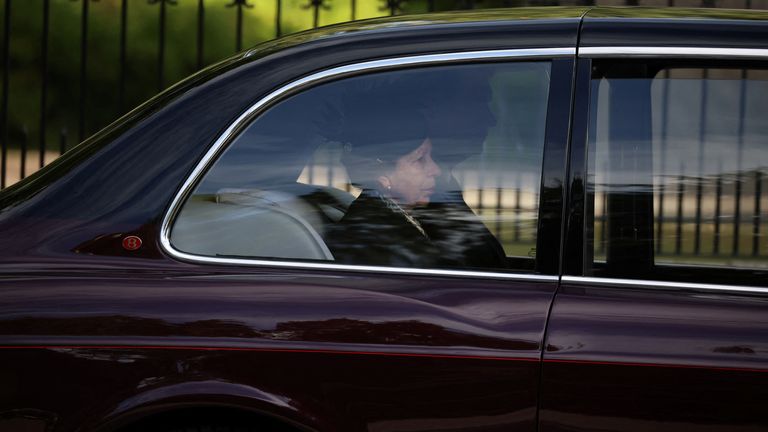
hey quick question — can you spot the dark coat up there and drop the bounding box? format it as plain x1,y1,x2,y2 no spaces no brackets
327,189,441,268
327,189,508,270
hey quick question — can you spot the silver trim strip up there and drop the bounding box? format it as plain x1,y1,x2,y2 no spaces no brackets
580,46,768,59
160,48,573,281
172,255,558,281
562,276,768,295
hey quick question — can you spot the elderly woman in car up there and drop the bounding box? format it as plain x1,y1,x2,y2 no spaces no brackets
325,75,507,270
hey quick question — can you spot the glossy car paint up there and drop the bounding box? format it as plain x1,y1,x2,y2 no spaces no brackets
0,9,582,432
539,8,768,432
580,8,768,49
540,283,768,432
1,270,557,431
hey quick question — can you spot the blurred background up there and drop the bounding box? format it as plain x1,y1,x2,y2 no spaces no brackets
0,0,766,188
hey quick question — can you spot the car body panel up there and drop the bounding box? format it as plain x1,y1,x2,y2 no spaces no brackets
0,227,560,425
540,284,768,432
0,270,557,432
0,12,581,432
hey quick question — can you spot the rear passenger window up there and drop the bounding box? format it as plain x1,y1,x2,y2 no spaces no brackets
586,60,768,286
170,62,552,273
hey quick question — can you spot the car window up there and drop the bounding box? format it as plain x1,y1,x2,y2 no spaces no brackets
170,61,552,273
586,60,768,286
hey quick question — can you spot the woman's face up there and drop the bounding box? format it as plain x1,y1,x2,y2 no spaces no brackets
378,138,442,207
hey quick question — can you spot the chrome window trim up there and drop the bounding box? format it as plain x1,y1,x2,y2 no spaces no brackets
579,46,768,59
562,276,768,295
159,47,574,281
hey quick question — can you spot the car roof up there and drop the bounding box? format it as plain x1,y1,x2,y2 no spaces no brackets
251,5,768,52
238,7,588,65
239,6,768,63
266,6,591,39
580,7,768,49
584,6,768,21
253,5,768,47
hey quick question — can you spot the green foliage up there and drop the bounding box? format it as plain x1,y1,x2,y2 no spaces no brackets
0,0,413,152
3,0,764,154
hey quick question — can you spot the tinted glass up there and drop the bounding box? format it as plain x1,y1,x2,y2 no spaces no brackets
171,62,552,272
586,60,768,285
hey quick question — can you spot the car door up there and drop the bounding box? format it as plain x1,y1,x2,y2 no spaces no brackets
540,15,768,432
158,54,575,432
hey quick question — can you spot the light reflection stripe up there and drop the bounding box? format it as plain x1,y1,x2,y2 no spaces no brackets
580,47,768,58
562,276,768,295
0,345,538,362
544,358,768,373
0,345,765,372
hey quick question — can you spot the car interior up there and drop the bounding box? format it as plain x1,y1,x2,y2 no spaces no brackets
170,64,549,271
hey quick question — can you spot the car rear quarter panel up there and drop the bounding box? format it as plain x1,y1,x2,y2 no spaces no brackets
0,16,581,432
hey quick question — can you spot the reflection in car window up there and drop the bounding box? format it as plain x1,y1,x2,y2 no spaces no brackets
171,62,551,272
586,61,768,285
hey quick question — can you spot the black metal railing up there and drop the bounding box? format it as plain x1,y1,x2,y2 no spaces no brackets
1,0,764,189
596,167,767,263
1,0,410,188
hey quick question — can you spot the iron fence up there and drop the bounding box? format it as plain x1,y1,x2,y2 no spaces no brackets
591,66,768,264
2,0,767,188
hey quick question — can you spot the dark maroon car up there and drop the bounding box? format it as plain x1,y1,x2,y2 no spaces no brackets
0,7,766,432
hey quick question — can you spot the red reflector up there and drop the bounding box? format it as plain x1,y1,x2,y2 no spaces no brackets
122,236,142,251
